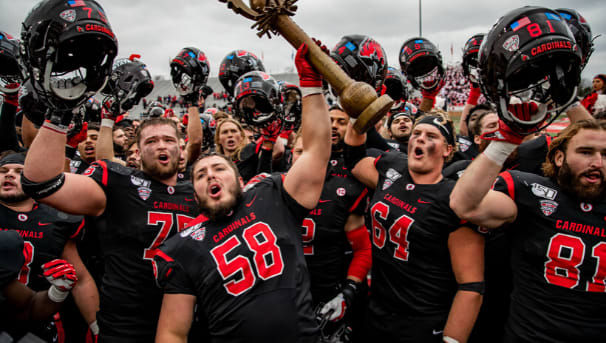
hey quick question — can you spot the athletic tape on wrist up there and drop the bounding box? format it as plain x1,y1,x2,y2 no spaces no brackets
101,118,115,128
300,87,323,97
483,141,517,166
48,285,69,303
89,320,99,335
443,336,460,343
42,120,68,135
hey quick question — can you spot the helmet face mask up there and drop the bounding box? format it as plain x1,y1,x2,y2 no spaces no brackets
0,31,23,94
399,37,444,91
462,34,485,87
383,67,409,102
278,81,302,132
170,47,210,97
219,50,265,97
234,71,282,129
479,6,582,133
20,0,117,110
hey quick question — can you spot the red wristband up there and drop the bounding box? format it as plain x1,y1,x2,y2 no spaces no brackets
346,225,372,281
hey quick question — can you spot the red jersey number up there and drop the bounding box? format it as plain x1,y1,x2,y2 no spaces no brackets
18,241,34,285
301,218,316,255
371,201,414,261
144,212,195,278
210,222,284,296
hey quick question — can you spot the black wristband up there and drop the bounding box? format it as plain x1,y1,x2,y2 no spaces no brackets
341,279,359,308
65,146,77,160
458,281,485,295
20,172,66,199
344,143,367,171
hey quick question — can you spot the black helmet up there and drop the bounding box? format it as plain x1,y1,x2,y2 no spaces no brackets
20,0,118,110
278,81,302,132
461,34,485,87
102,55,153,114
478,6,582,133
330,34,388,91
0,31,23,94
170,47,210,96
234,71,282,128
18,79,48,127
219,50,265,96
556,8,594,69
80,97,102,123
383,67,409,102
399,37,444,91
147,101,165,118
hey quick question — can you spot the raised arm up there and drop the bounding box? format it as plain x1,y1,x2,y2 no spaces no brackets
283,43,331,209
23,112,106,217
184,104,203,164
344,123,378,189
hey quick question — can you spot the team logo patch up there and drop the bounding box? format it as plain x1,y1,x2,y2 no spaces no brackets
190,227,206,241
503,35,520,52
330,160,338,166
18,214,28,222
580,203,593,212
167,186,175,195
531,183,558,200
130,175,150,187
540,200,558,216
406,183,415,191
83,166,95,176
456,170,465,179
336,187,346,196
178,173,184,179
459,141,470,152
60,9,76,22
382,168,402,190
138,187,151,201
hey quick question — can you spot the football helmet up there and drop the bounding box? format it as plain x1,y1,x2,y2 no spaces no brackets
102,55,153,114
234,71,282,128
219,50,265,96
330,34,388,91
201,108,218,151
0,31,23,94
556,8,594,69
170,47,210,96
146,101,165,118
383,67,409,102
461,34,485,87
278,81,302,132
478,6,582,133
399,37,444,91
20,0,117,110
18,79,48,127
80,97,102,123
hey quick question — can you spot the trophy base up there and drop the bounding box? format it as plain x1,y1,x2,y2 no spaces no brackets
352,95,394,134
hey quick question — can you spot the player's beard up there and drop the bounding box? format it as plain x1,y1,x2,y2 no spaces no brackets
558,160,606,203
196,182,243,222
0,190,30,204
141,151,180,180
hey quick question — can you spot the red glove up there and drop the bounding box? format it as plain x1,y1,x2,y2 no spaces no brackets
2,83,20,107
101,100,119,121
261,118,283,144
42,259,78,291
507,102,539,122
421,79,444,99
480,119,524,145
467,85,482,106
581,92,598,113
182,114,189,126
67,121,88,148
295,40,324,89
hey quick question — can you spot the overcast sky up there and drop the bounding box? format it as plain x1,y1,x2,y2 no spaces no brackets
1,0,604,85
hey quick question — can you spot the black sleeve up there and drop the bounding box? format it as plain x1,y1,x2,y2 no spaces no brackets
0,231,25,288
365,127,391,151
0,102,20,153
257,147,273,175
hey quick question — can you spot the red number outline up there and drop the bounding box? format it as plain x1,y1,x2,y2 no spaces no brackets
301,218,316,255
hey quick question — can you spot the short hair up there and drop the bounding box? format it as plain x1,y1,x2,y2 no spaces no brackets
87,122,100,132
135,117,180,146
543,119,606,178
190,152,242,183
469,111,495,138
213,110,230,122
467,103,493,127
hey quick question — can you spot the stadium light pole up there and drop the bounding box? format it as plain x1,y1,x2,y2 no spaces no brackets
419,0,422,36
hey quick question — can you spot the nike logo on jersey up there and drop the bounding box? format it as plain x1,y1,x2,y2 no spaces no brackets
417,198,431,204
318,199,331,203
432,330,443,336
246,195,257,207
38,222,52,226
184,197,195,202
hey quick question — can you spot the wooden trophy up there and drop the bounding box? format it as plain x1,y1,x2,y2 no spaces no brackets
218,0,393,133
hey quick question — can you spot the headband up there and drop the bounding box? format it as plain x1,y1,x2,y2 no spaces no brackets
416,116,455,145
0,153,25,167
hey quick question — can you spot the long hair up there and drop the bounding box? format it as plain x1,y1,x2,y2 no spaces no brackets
214,118,247,161
543,119,606,178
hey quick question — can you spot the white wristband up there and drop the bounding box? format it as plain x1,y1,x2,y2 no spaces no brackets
300,87,323,97
443,336,460,343
47,285,69,303
101,118,115,128
89,320,99,335
483,141,517,166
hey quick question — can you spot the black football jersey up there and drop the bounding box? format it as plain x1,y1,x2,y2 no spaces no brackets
156,175,318,343
84,160,199,340
385,139,407,153
302,153,369,304
507,134,552,176
494,171,606,342
368,151,469,317
0,230,24,289
69,154,90,175
176,165,192,183
0,203,84,291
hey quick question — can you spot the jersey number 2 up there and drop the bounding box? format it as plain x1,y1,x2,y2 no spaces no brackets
210,222,284,296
